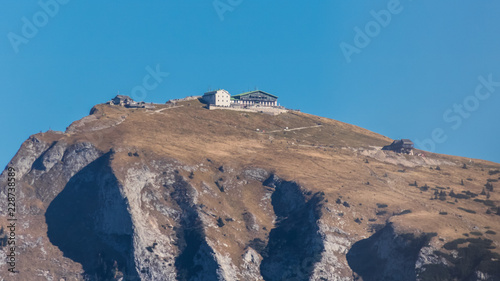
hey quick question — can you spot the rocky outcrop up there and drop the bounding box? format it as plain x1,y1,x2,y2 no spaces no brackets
1,131,499,281
260,175,325,280
46,152,138,280
346,224,435,281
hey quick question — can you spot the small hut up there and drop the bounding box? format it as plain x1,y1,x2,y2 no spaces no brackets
382,139,414,154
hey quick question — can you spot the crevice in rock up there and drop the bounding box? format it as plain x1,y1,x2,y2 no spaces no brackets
170,174,220,281
346,223,434,281
45,151,139,281
260,175,325,281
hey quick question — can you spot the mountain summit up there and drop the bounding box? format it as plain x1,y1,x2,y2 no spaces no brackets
1,97,499,280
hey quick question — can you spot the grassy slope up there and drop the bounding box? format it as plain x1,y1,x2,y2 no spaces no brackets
36,98,500,255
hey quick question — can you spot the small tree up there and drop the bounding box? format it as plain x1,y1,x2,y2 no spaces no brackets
485,182,494,192
439,191,447,201
449,190,456,197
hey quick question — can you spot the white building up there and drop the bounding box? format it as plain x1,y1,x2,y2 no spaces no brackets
202,89,231,107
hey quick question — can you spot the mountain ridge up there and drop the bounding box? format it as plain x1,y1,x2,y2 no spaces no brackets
1,97,499,280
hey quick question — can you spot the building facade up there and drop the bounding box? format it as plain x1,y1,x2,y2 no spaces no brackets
202,90,231,107
230,90,278,106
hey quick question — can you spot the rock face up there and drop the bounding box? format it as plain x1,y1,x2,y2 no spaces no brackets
346,224,434,281
1,99,499,280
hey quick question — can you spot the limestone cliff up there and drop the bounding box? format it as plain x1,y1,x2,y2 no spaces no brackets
1,98,499,280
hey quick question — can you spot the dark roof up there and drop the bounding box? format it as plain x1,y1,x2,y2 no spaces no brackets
231,90,278,99
401,139,414,145
112,95,134,104
113,95,133,100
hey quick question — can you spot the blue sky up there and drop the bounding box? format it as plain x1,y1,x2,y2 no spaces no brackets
1,0,500,167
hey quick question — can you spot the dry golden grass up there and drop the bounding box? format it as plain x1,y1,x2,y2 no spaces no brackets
36,98,500,255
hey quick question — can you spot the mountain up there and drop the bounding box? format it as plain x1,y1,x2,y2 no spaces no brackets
1,97,499,281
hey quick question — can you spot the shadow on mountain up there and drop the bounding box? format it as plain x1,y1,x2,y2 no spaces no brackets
347,224,434,281
170,174,220,281
45,152,139,281
260,175,325,281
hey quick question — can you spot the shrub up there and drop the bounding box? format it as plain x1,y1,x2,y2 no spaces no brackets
439,191,447,201
217,217,225,227
443,238,467,250
458,207,476,214
395,209,412,216
485,182,494,192
488,169,500,175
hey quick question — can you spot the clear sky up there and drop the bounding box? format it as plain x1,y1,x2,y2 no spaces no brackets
1,0,500,168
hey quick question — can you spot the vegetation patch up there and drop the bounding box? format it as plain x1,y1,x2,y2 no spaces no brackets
458,207,476,214
246,238,266,255
485,182,494,192
420,238,500,280
419,184,429,192
216,217,225,227
395,209,412,216
485,230,496,235
449,190,469,200
488,169,500,176
461,190,477,198
376,203,388,208
368,223,385,233
443,238,467,250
